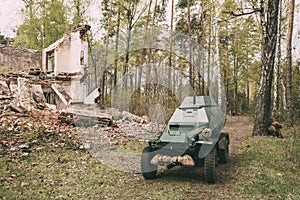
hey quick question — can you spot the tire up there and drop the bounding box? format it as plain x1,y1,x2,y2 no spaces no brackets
218,138,229,164
204,147,217,184
141,146,157,179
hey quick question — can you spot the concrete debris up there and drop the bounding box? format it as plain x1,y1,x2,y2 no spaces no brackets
0,80,11,100
29,68,41,76
59,108,113,127
17,77,32,111
32,85,45,104
51,84,71,106
122,111,150,124
8,104,25,113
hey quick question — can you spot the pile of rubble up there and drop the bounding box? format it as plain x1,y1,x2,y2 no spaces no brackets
0,73,165,163
0,109,81,162
0,75,79,161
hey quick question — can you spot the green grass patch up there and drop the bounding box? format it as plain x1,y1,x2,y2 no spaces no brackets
236,128,300,199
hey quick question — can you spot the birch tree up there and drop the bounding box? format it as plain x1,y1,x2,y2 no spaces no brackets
253,0,280,136
273,0,282,117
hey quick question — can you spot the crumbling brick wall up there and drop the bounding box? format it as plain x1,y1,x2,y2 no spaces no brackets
0,45,42,73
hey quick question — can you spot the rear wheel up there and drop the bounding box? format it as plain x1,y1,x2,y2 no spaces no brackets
204,147,217,184
141,146,157,179
218,138,229,164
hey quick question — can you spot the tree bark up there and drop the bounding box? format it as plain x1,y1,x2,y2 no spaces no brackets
145,0,153,94
187,0,193,91
273,0,282,117
285,0,295,126
207,1,212,96
168,0,174,92
114,3,121,88
253,0,280,136
102,0,113,106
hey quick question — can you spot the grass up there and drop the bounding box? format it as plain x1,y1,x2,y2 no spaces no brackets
0,118,299,199
236,132,300,199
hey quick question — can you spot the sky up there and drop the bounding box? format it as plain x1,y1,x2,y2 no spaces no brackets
0,0,103,38
0,0,24,37
0,0,299,60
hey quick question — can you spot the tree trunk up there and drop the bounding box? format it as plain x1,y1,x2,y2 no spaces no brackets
200,0,205,95
206,1,211,96
215,21,222,107
123,28,131,90
253,0,280,136
187,0,193,91
145,0,153,95
168,0,174,92
280,65,287,110
297,61,300,106
233,36,238,115
114,3,121,88
273,0,282,117
102,0,113,106
285,0,295,126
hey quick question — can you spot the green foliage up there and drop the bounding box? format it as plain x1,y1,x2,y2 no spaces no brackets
219,2,261,115
14,0,70,50
175,0,210,43
69,0,91,27
0,34,13,45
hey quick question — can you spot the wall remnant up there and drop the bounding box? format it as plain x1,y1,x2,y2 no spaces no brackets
0,45,42,73
42,25,91,104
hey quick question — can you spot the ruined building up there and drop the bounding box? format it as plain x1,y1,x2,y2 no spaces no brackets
42,25,91,106
0,25,97,111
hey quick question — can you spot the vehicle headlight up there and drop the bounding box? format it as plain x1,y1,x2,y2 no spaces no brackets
201,128,212,138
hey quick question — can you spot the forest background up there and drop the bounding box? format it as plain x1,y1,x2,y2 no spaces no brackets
1,0,300,135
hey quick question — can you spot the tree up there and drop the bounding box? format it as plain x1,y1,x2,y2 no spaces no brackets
114,2,121,88
70,0,87,26
14,0,40,49
168,0,175,91
273,0,283,117
285,0,295,126
253,0,280,136
14,0,70,50
101,0,113,105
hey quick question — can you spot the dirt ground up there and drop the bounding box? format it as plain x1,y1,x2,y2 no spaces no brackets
2,114,298,199
222,115,253,155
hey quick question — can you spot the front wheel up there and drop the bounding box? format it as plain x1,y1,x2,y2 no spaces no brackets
141,146,157,179
204,147,217,184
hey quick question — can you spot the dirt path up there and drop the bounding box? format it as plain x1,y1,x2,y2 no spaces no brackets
222,115,253,155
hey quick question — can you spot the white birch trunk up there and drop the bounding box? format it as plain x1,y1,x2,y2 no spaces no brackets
273,0,282,114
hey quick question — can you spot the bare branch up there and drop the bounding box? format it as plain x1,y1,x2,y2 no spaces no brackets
223,8,262,17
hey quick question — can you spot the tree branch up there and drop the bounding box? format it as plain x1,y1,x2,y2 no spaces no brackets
223,8,262,17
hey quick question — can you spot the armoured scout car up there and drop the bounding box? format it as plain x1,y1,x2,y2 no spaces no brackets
140,96,229,183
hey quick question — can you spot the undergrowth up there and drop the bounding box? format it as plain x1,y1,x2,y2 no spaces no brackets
0,119,299,199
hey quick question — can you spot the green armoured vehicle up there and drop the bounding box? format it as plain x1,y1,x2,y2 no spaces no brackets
140,96,229,183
